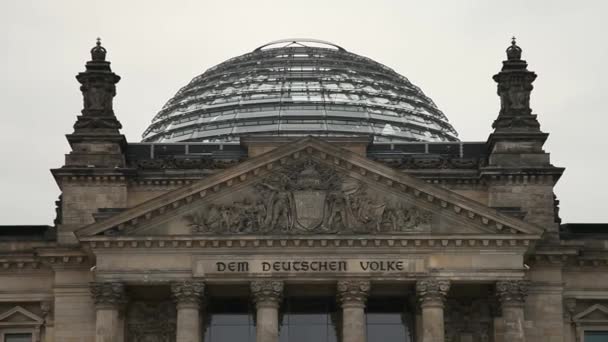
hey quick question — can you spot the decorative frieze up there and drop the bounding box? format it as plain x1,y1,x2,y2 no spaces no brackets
495,280,528,306
337,280,370,306
90,282,127,308
184,160,433,235
170,281,204,307
250,280,283,307
416,279,451,307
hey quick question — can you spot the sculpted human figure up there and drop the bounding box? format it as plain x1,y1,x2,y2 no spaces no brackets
507,84,528,109
352,193,385,232
87,85,107,110
258,177,294,233
324,191,351,231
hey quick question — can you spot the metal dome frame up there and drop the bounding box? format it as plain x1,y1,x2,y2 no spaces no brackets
254,38,346,51
142,41,459,143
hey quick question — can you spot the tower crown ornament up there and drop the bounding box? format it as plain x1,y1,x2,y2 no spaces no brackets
506,37,522,61
90,37,107,61
489,37,540,131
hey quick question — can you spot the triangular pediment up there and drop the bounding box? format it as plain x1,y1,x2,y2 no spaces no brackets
0,306,44,325
76,137,544,239
573,304,608,322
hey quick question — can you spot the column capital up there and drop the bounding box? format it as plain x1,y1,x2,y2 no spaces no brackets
90,282,127,309
496,280,529,307
416,279,450,307
337,280,370,307
171,281,205,309
251,280,283,308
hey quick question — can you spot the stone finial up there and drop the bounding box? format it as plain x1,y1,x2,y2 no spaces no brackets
90,282,127,308
91,37,107,61
72,38,123,134
506,36,522,61
495,280,529,306
171,281,205,307
337,280,370,307
491,36,539,131
250,280,284,307
416,279,450,307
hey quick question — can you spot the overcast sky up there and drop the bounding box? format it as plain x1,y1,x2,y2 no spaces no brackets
1,0,607,225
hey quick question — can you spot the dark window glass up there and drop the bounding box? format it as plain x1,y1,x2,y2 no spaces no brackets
204,298,255,342
280,297,338,342
4,334,32,342
585,331,608,342
366,297,413,342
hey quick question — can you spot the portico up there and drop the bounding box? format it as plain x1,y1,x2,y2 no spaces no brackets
88,277,527,342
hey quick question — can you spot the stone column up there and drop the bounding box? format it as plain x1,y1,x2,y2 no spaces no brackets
337,280,371,342
416,279,450,342
90,282,127,342
171,281,205,342
496,280,528,342
251,280,284,342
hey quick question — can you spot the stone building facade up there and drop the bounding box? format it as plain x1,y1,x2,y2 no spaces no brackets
1,38,607,342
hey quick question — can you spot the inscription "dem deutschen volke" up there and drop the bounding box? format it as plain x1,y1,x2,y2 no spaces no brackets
215,260,405,273
194,257,425,276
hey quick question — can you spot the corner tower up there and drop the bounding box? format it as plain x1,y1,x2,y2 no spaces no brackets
483,38,564,237
52,39,132,244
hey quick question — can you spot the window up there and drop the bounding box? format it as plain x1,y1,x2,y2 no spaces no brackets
585,331,608,342
279,297,338,342
366,298,413,342
204,298,255,342
4,333,32,342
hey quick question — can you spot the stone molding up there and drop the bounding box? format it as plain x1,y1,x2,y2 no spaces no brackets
495,280,529,307
416,279,451,307
337,280,370,307
170,281,205,308
83,236,533,249
90,282,127,309
250,280,283,308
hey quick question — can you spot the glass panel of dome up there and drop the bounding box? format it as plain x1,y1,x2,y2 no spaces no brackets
143,40,458,143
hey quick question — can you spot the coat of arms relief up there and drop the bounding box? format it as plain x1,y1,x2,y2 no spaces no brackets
184,160,432,235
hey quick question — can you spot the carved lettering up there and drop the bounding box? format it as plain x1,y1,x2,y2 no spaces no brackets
195,257,421,276
216,261,248,272
359,260,404,271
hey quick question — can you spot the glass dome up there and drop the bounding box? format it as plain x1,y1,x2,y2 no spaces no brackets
142,39,459,143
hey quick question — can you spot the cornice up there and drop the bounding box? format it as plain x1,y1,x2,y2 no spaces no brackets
0,254,44,271
526,247,608,268
0,248,92,271
36,248,92,269
79,235,535,250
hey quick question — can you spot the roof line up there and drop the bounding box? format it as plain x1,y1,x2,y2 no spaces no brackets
254,38,346,52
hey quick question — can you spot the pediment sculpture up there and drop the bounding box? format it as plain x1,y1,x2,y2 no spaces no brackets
184,160,432,235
